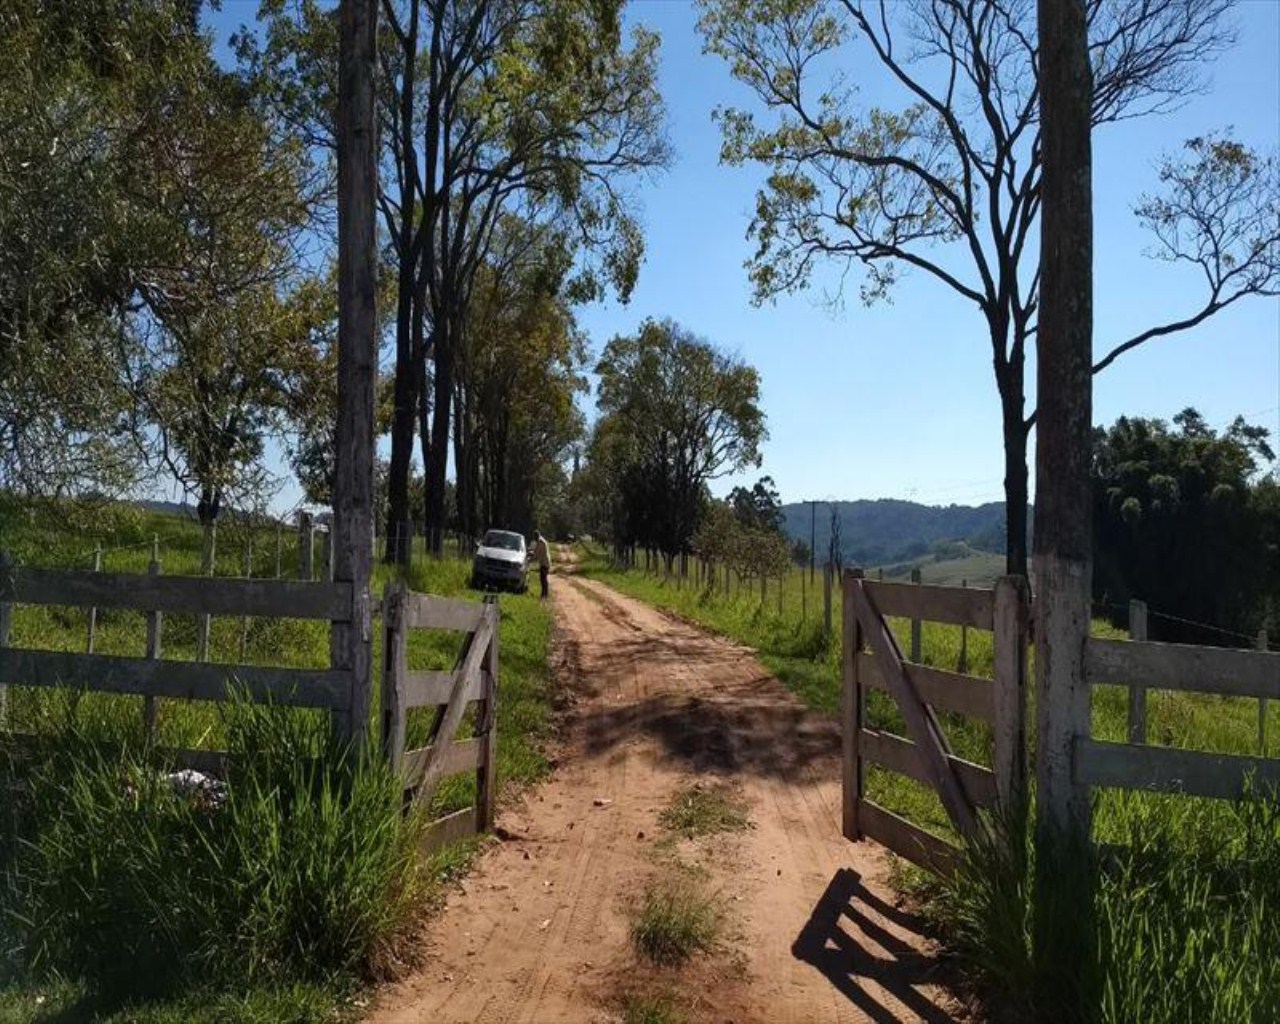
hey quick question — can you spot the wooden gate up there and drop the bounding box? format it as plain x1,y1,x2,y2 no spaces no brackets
842,570,1029,874
381,581,499,852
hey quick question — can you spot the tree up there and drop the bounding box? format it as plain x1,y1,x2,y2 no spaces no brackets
1092,409,1277,641
0,0,206,497
699,0,1278,574
592,319,766,564
123,52,322,525
247,0,669,559
460,220,588,536
729,475,784,532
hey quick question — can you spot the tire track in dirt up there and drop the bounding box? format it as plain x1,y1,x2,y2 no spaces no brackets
364,573,964,1023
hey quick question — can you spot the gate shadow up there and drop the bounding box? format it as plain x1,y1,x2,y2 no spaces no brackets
792,867,961,1024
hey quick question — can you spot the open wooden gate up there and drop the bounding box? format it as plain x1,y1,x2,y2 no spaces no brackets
842,571,1029,874
381,581,500,852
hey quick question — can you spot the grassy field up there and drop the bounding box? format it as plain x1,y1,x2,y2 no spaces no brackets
0,501,557,1023
578,544,1280,1021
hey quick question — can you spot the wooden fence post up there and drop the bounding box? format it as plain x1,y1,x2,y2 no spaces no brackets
381,581,407,775
320,528,333,582
823,563,833,643
86,542,102,654
239,535,253,662
1127,599,1148,744
993,576,1030,816
958,579,969,673
144,537,163,739
842,569,865,840
1259,628,1270,755
476,596,500,832
0,550,10,727
197,522,216,662
910,567,923,663
275,526,284,578
298,515,314,581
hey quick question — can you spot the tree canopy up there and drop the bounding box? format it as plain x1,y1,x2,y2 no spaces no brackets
1093,408,1278,643
588,319,766,562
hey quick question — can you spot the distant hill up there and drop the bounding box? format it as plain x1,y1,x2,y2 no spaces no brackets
780,498,1030,569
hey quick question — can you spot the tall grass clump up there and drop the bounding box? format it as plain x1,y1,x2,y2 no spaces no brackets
919,791,1280,1023
3,695,426,1005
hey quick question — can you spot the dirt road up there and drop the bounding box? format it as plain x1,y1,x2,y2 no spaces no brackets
366,572,961,1024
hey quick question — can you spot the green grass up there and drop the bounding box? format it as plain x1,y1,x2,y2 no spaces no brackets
0,502,557,1022
658,783,751,840
629,868,722,967
582,543,1280,1023
620,992,686,1024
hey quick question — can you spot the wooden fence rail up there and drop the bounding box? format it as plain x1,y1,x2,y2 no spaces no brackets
382,582,499,853
1077,634,1280,802
0,551,358,745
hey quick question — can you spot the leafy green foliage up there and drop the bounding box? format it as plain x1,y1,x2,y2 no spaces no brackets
1093,408,1278,641
589,319,766,560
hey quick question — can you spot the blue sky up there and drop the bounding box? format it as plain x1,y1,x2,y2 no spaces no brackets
206,0,1280,513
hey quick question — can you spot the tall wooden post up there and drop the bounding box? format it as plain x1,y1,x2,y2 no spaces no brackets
144,537,163,739
477,596,500,832
1033,0,1096,1006
958,579,969,673
381,581,407,774
275,525,284,578
86,543,102,653
1127,599,1148,743
910,567,922,662
841,569,865,839
332,0,378,749
993,576,1029,816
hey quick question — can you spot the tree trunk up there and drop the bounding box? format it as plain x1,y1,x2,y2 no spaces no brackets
1033,0,1097,1010
385,283,416,564
424,323,453,556
1001,394,1030,577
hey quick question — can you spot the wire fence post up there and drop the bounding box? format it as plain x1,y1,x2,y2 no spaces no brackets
197,521,216,662
0,550,11,728
823,562,833,644
1127,599,1149,744
275,525,283,579
144,537,163,739
1259,628,1270,755
298,514,314,581
86,542,102,654
910,567,922,662
240,534,253,662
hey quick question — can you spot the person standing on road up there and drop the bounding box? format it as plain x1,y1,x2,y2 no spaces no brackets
530,531,551,599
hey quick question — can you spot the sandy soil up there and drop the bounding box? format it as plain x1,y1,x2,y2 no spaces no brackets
364,566,962,1024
